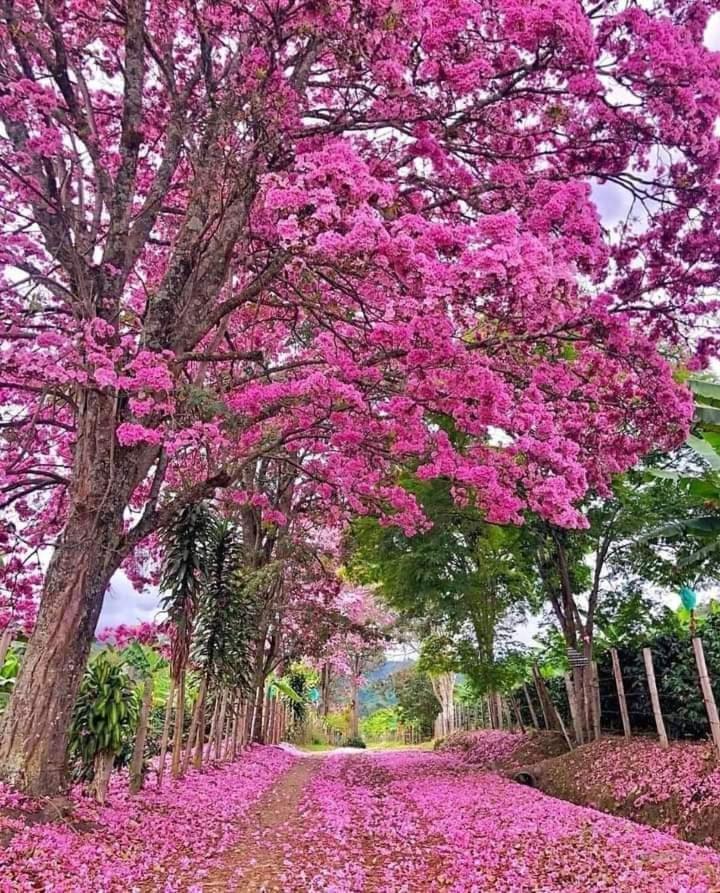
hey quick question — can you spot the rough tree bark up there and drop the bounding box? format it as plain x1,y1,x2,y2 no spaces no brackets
0,401,153,794
92,751,115,806
0,628,13,669
171,670,186,778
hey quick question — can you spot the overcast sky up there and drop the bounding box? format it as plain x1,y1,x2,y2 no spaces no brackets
97,11,720,634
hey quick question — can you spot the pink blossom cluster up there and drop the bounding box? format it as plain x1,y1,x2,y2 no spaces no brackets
96,621,165,649
0,746,295,892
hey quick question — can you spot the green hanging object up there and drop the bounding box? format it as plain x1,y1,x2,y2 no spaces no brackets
680,586,698,613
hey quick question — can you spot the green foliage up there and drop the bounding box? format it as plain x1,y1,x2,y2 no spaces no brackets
192,518,257,691
160,502,212,678
69,650,139,780
350,475,541,689
325,710,351,736
593,587,662,650
122,642,166,684
282,664,316,723
361,707,398,740
638,377,720,576
592,606,720,740
392,667,440,735
342,735,367,749
0,642,24,710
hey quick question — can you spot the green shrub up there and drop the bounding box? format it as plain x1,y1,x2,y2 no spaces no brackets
342,735,367,748
69,650,139,782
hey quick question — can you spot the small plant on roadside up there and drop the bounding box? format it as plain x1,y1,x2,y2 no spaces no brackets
69,649,138,803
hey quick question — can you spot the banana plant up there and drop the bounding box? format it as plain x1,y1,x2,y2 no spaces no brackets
645,377,720,568
268,674,305,705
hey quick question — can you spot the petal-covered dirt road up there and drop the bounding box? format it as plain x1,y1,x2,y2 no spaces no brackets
196,748,720,893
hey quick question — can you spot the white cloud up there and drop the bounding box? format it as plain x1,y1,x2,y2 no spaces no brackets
705,12,720,50
96,571,161,633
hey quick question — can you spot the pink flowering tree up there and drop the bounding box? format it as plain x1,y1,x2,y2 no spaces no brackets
309,586,393,739
1,1,719,793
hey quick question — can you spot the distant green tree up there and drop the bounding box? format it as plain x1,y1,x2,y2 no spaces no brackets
392,667,440,737
350,476,540,699
361,707,399,741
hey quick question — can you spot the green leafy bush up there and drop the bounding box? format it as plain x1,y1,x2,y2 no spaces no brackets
0,642,24,711
361,707,398,740
342,735,367,749
69,650,139,781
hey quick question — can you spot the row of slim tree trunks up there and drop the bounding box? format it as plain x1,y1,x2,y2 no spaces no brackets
156,674,291,787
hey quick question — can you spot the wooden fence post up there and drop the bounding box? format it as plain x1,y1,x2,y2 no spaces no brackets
555,704,574,751
590,661,602,741
564,673,583,745
610,649,632,739
643,648,668,747
510,695,525,732
522,684,540,730
692,637,720,758
171,670,186,778
532,665,560,731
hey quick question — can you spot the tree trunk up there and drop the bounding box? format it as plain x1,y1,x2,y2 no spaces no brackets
193,681,209,769
0,627,13,669
207,690,221,761
510,696,525,732
157,677,175,787
523,685,540,730
429,672,455,738
129,675,154,794
183,675,206,773
261,691,272,742
252,683,266,743
565,672,583,744
532,665,560,732
349,677,359,739
171,670,186,778
92,751,115,805
320,663,331,717
216,690,228,758
236,701,246,754
0,392,155,796
0,503,124,795
224,694,237,760
496,693,506,730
